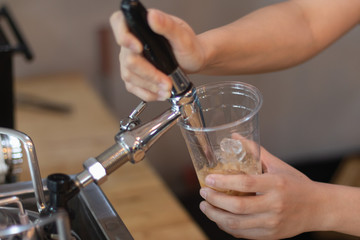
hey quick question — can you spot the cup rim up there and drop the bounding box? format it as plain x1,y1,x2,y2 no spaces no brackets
178,81,263,132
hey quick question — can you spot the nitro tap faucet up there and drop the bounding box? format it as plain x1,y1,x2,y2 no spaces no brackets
74,0,200,188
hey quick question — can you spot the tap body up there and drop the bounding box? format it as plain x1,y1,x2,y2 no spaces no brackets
75,86,196,188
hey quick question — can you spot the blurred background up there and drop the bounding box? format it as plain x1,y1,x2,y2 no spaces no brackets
2,0,360,239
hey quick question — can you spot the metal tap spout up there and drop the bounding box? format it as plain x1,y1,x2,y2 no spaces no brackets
75,86,197,188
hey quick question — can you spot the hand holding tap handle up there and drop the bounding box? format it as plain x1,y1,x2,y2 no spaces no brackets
121,0,192,97
121,0,177,75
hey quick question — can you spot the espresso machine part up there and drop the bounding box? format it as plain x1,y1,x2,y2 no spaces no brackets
0,133,23,184
0,203,71,240
0,127,134,239
0,186,72,240
0,128,46,213
0,196,31,226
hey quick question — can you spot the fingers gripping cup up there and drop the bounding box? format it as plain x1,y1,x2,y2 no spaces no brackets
179,82,262,196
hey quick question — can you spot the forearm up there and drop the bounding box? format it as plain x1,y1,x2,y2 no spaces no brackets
198,0,360,75
311,182,360,236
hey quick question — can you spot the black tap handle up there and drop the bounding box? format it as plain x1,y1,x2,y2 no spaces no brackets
121,0,178,75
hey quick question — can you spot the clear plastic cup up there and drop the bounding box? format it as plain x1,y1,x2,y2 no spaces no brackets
179,81,262,196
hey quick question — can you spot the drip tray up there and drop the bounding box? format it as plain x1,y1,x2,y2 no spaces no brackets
0,179,134,240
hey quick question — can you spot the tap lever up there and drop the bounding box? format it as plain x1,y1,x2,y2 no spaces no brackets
119,101,147,133
129,101,146,120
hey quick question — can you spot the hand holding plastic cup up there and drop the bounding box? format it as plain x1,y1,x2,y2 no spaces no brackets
179,82,262,196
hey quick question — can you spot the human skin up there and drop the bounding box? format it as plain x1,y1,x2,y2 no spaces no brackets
199,146,360,239
110,0,360,101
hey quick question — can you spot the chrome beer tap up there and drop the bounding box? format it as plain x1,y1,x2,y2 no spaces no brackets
75,86,197,188
74,0,201,188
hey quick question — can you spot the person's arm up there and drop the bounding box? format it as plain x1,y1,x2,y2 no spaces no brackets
110,0,360,101
199,0,360,75
199,146,360,239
